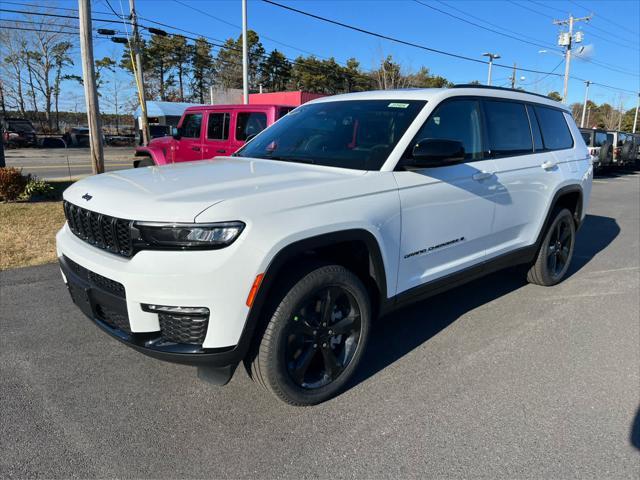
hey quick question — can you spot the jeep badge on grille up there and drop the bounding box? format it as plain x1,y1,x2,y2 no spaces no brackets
82,193,92,201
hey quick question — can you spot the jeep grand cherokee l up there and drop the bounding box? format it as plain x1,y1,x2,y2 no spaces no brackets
57,86,592,405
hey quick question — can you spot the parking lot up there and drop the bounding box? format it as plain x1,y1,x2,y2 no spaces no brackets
1,170,639,478
3,147,135,180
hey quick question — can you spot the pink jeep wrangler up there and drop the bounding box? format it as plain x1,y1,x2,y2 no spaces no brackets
133,104,294,167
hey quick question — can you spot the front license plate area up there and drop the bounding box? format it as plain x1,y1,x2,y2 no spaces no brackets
67,279,94,318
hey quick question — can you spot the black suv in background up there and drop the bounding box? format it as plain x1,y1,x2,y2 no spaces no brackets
1,117,37,147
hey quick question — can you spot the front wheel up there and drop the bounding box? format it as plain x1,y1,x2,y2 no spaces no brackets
527,208,576,286
247,264,371,406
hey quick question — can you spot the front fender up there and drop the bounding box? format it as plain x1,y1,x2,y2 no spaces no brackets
134,146,168,166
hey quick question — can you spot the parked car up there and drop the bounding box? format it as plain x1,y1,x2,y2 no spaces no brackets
1,117,37,147
579,128,613,170
630,133,640,166
133,104,294,167
608,131,635,166
57,86,592,405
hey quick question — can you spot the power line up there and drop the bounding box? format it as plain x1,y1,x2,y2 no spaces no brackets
262,0,637,95
437,0,556,48
171,0,325,59
413,0,559,51
569,0,639,37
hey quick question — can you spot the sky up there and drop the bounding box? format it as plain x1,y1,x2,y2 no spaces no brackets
4,0,640,112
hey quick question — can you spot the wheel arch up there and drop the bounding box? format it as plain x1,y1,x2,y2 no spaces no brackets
133,146,163,167
236,229,388,361
535,184,584,249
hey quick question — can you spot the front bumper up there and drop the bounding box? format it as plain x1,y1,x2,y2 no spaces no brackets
59,254,242,368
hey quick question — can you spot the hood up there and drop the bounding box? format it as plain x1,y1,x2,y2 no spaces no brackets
63,157,365,222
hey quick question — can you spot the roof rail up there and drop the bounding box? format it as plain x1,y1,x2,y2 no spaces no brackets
452,84,555,101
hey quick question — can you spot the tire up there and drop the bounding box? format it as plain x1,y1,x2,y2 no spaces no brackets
598,142,612,167
134,157,154,168
247,264,371,406
527,208,576,286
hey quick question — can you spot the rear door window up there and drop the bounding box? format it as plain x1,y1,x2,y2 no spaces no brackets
236,112,268,141
207,112,230,140
580,131,592,146
483,100,533,157
594,131,608,146
180,113,203,138
534,106,573,150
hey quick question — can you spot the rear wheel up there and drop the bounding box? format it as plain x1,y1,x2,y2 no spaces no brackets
527,208,576,286
247,264,371,406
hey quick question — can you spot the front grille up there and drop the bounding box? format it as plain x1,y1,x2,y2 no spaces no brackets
159,313,209,345
63,201,133,257
64,256,126,298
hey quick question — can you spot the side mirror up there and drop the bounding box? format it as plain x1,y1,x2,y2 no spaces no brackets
407,138,465,169
171,126,181,140
244,133,257,143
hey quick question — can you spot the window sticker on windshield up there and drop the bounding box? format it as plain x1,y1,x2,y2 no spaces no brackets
434,116,441,125
388,102,410,108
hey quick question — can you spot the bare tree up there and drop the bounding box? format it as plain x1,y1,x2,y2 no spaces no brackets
0,26,28,116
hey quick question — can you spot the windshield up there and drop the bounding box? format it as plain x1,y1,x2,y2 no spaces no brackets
235,100,426,170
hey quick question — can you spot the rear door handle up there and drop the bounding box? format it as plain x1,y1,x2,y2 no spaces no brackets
191,146,201,151
472,171,493,181
216,149,226,153
541,160,557,170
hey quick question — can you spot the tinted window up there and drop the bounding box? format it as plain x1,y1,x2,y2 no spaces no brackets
580,131,592,146
278,107,294,119
181,113,202,138
594,131,608,147
527,105,544,151
236,100,426,170
207,112,230,140
534,106,573,150
483,100,533,156
236,112,267,141
412,99,483,160
617,133,626,146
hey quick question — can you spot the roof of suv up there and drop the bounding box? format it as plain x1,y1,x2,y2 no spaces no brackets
308,86,569,111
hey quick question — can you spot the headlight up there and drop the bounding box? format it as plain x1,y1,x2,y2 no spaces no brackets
133,221,245,250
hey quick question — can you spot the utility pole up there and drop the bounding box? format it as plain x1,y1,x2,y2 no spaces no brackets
129,0,150,145
580,80,590,128
554,13,591,104
617,97,623,131
482,52,500,86
586,105,591,127
510,63,517,89
241,0,249,104
633,93,639,133
78,0,104,174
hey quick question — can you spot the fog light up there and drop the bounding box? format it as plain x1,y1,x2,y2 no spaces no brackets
142,304,210,315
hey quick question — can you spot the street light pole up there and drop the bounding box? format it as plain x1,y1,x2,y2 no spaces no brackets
241,0,249,104
482,52,500,86
580,80,590,128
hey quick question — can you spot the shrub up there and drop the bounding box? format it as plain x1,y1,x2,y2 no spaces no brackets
20,176,55,201
0,167,28,201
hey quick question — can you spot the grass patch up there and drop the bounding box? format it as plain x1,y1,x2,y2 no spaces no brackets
0,201,66,270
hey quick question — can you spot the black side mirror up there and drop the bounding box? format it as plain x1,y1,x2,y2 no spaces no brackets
244,133,257,143
407,138,465,169
171,126,181,140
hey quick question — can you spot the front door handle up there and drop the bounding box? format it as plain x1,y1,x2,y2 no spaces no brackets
472,171,493,181
191,146,201,151
541,160,557,170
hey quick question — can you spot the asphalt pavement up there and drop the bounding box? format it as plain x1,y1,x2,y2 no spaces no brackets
4,146,135,180
1,171,639,479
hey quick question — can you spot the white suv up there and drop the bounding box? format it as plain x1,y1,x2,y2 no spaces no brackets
57,86,592,405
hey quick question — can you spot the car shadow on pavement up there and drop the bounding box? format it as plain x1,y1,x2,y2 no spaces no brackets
348,213,619,391
567,214,620,278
